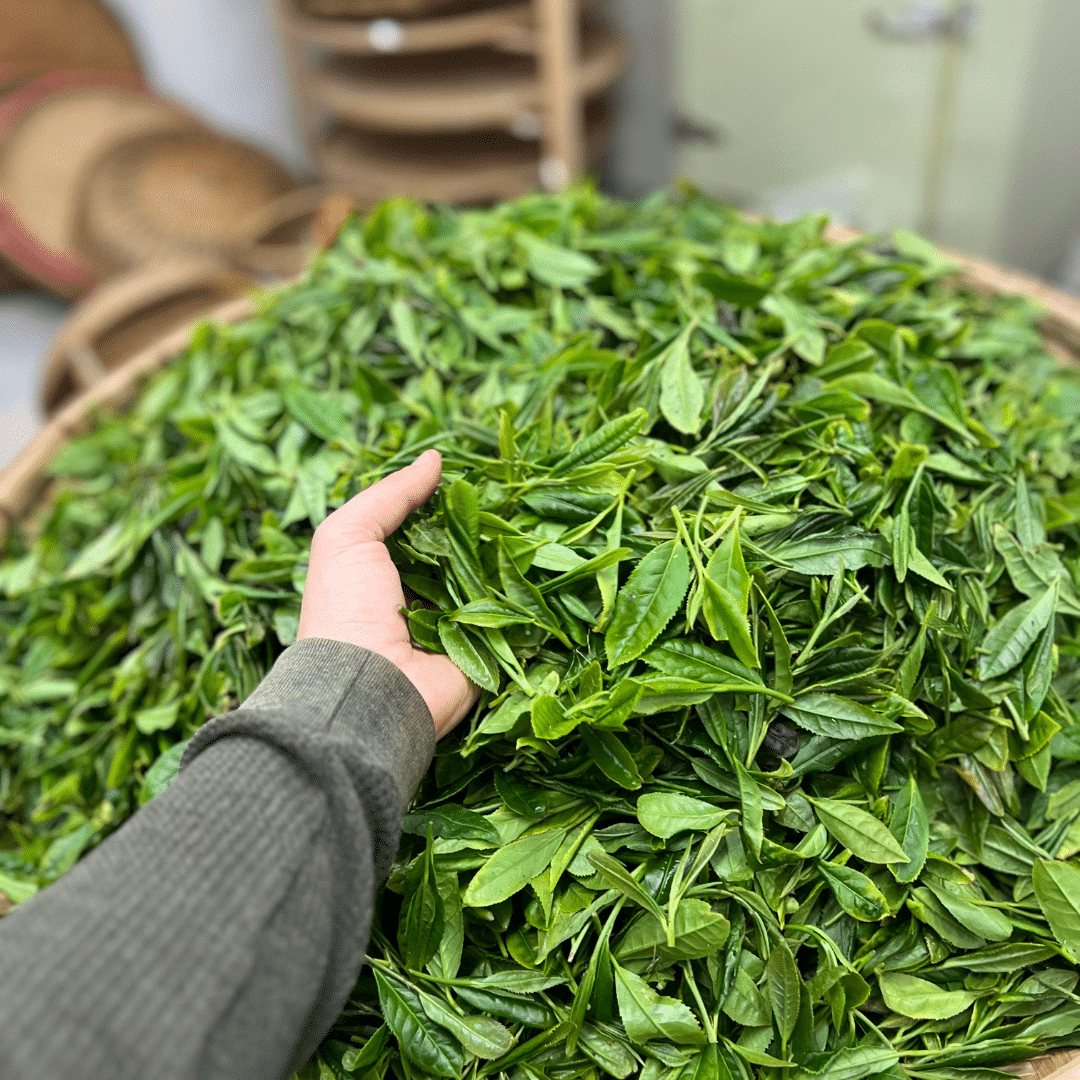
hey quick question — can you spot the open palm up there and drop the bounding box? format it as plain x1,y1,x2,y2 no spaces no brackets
297,450,476,738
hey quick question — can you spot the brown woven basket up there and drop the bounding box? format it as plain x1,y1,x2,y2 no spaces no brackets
41,259,251,417
0,0,141,75
73,128,298,278
0,65,58,292
0,222,1078,1078
0,69,196,297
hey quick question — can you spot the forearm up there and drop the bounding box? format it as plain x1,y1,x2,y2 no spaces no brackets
0,639,435,1080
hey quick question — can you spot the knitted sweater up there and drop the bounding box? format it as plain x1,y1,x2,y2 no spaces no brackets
0,638,435,1080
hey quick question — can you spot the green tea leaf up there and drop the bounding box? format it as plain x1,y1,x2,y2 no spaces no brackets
463,827,567,907
552,409,648,475
877,971,978,1021
612,960,705,1045
809,798,909,864
1032,859,1080,960
790,1044,899,1080
702,527,755,666
374,970,464,1078
438,621,500,693
781,694,902,741
580,726,642,790
522,236,602,289
816,860,888,922
398,831,445,970
636,793,729,838
889,775,929,883
531,694,578,741
283,382,358,449
764,939,800,1049
605,540,691,668
417,989,515,1059
978,583,1057,680
615,897,730,964
659,326,704,435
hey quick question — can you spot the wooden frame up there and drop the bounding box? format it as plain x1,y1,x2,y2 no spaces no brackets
534,0,581,190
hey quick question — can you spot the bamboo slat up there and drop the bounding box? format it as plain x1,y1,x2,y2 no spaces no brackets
1006,1051,1080,1079
307,21,624,134
289,0,538,55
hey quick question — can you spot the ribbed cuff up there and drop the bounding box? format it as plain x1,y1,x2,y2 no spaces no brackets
181,638,436,811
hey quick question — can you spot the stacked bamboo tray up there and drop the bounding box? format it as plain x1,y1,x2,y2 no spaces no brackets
276,0,626,202
0,0,342,417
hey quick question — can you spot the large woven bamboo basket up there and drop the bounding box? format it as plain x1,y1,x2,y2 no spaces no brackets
0,0,142,75
0,228,1079,1079
0,69,197,297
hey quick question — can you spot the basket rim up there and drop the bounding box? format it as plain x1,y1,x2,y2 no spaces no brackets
4,228,1080,533
0,69,190,296
40,258,251,417
0,295,255,533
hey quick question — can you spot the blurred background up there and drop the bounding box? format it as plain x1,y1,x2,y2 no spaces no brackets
3,0,1080,469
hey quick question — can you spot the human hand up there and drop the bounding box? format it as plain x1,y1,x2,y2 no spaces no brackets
297,449,477,738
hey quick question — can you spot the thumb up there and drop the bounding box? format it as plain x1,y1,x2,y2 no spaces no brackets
327,449,442,542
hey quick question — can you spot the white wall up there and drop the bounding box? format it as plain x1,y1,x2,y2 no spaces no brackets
103,0,306,172
667,0,1080,279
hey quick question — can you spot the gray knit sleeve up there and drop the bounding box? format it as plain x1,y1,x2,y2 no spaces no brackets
0,638,436,1080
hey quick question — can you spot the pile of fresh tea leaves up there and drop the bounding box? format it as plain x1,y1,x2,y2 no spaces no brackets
2,187,1080,1080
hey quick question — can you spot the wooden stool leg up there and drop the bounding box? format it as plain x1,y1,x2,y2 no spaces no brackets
535,0,583,191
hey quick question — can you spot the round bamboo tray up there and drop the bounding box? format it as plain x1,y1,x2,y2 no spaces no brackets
0,69,195,298
0,261,28,292
0,63,57,291
315,96,609,205
41,260,251,417
228,184,334,280
73,128,298,279
0,225,1078,1080
308,21,625,134
0,61,56,97
0,0,141,75
288,0,589,55
300,0,499,19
